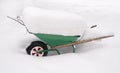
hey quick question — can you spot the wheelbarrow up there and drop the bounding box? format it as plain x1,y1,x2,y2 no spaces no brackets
7,16,114,57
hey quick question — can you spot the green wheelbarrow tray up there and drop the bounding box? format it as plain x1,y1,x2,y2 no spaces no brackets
34,33,79,47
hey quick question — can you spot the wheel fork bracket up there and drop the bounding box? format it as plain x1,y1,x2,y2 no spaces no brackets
37,49,61,55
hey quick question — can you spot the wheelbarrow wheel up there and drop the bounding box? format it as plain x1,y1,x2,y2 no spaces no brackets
26,41,48,57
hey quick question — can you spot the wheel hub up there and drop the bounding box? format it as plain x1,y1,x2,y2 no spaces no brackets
30,46,44,57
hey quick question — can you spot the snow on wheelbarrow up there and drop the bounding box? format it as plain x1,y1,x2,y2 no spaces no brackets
7,7,114,57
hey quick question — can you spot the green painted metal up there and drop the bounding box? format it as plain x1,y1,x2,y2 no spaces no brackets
34,33,79,47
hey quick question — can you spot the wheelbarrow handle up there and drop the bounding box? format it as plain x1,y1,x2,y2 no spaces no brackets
7,16,33,34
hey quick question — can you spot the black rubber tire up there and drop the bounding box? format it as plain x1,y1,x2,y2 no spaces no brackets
26,41,48,57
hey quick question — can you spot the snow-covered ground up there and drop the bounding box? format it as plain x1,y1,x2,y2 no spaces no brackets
0,0,120,73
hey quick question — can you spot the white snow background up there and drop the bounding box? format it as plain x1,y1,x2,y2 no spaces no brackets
0,0,120,73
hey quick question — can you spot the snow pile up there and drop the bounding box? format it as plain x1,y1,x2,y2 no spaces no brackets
22,6,87,36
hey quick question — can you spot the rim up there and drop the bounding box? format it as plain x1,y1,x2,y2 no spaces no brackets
30,46,44,57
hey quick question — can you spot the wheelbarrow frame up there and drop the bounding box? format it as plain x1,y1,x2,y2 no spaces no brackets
7,16,114,56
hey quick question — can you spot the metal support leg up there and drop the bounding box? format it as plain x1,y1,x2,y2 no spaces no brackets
54,49,61,55
72,45,76,53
